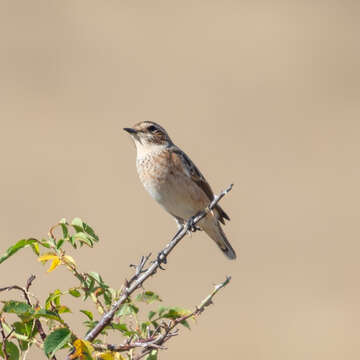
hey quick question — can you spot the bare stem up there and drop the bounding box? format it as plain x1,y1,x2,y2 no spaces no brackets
85,184,233,343
92,276,232,359
0,318,10,360
0,275,57,360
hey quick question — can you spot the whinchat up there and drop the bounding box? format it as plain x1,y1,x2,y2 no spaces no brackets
124,121,236,260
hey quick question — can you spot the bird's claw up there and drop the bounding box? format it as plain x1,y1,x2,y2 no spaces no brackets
188,216,201,232
157,251,167,270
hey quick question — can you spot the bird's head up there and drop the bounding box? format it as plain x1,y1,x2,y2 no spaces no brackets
124,121,173,154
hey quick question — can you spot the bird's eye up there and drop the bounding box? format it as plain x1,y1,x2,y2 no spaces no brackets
147,125,158,132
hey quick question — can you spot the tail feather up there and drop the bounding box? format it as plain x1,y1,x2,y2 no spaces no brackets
201,217,236,260
217,225,236,260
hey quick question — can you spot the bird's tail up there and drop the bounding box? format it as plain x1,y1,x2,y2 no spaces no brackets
201,216,236,260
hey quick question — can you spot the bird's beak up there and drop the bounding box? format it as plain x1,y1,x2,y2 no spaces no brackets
123,127,137,134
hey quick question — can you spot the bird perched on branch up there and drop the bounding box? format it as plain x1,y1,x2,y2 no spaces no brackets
124,121,236,260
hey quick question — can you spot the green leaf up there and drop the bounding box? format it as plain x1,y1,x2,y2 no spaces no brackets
59,219,69,239
84,320,96,329
57,305,71,314
159,307,192,329
45,290,63,310
108,288,117,300
129,303,139,314
157,306,168,317
110,323,135,336
80,310,93,321
40,240,51,249
84,321,109,336
69,236,77,249
14,320,37,338
44,328,71,358
103,291,112,306
70,218,98,246
145,349,158,360
84,278,95,300
35,309,62,322
161,307,191,319
12,321,29,337
5,341,20,360
16,339,29,351
140,321,151,335
148,310,156,320
56,239,65,249
71,232,94,247
87,271,101,283
11,322,29,350
30,243,40,256
88,272,107,288
13,332,29,342
1,322,12,336
69,289,81,298
0,239,37,264
180,319,191,329
83,222,99,242
136,291,161,304
116,303,139,316
71,217,84,232
3,301,34,321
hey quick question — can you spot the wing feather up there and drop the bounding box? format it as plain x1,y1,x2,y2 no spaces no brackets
171,148,230,224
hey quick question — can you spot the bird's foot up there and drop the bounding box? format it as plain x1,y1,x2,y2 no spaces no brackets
187,216,201,233
156,250,167,270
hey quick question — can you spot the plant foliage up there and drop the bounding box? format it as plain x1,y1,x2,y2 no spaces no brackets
0,218,224,360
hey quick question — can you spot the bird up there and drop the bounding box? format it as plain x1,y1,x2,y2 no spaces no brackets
124,121,236,260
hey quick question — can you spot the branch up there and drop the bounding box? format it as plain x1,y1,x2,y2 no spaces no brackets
0,275,57,360
84,184,233,342
0,318,13,360
92,276,231,359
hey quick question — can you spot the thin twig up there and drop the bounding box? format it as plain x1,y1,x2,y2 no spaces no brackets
84,184,233,343
128,253,152,284
93,337,165,353
62,259,107,314
132,276,232,360
91,276,230,358
26,274,36,292
0,318,10,360
0,275,57,360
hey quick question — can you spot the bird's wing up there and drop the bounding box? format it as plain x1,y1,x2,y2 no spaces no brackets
171,147,230,224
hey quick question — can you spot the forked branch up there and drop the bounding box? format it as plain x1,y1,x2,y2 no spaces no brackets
84,184,234,342
91,276,231,359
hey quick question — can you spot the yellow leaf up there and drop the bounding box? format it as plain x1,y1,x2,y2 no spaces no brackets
57,305,71,313
115,354,126,360
69,339,83,359
71,339,95,360
38,253,58,262
47,256,61,272
38,253,61,272
96,352,115,360
96,352,126,360
63,255,76,267
82,340,94,357
31,242,40,255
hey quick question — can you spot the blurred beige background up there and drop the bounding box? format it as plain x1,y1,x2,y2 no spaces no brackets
1,0,360,359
